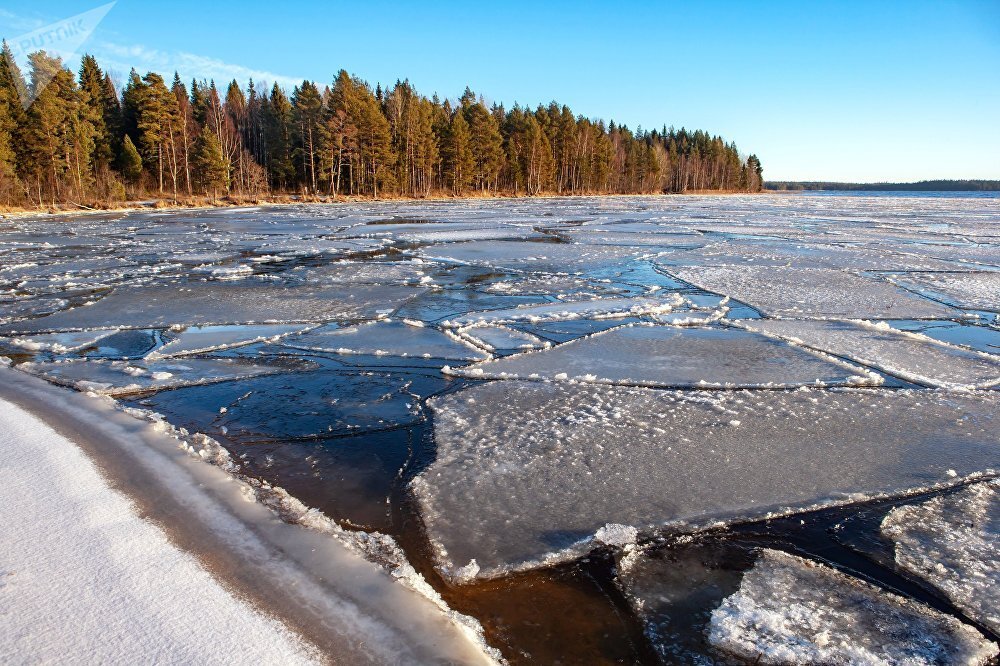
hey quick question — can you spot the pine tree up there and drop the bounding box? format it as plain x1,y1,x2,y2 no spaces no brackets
445,110,473,194
291,80,324,193
0,41,24,199
466,102,504,192
119,134,143,184
192,123,229,197
264,83,295,189
78,55,113,174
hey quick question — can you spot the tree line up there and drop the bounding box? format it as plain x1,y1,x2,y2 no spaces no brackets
0,43,764,207
766,180,1000,192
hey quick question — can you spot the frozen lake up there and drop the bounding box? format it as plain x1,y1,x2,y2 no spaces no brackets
2,193,999,663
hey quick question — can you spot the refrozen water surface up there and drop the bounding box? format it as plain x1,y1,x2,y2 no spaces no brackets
2,193,999,663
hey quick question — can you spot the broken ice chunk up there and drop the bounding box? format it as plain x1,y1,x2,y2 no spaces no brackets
454,325,549,352
20,357,299,395
708,549,997,665
446,295,685,326
3,329,118,353
889,272,1000,312
150,324,311,358
736,319,1000,389
882,480,1000,634
672,266,959,319
448,325,880,388
413,382,1000,580
283,320,488,361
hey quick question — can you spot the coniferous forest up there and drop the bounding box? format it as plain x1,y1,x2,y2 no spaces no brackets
0,43,764,208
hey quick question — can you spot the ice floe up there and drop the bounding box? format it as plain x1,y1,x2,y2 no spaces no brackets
150,323,312,358
446,324,880,388
20,357,300,395
736,319,1000,389
882,480,1000,634
671,266,959,319
414,382,999,580
708,549,997,665
282,319,488,361
443,294,685,326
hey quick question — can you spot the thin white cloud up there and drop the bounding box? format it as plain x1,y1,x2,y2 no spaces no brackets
92,39,304,90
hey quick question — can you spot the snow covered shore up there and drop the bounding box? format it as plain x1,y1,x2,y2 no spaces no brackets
0,368,497,664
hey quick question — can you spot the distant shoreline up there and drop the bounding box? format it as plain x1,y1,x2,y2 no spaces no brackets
766,179,1000,192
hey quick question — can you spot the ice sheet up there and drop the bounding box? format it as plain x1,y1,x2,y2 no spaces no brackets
283,320,488,360
708,549,997,665
21,357,296,395
736,319,1000,389
890,272,1000,312
448,324,878,388
1,282,421,333
455,325,550,352
670,266,959,319
151,324,311,358
414,382,1000,580
443,295,685,326
2,329,118,352
882,480,1000,634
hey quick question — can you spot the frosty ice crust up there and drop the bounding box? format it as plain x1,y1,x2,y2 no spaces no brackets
283,319,488,361
734,319,1000,389
446,323,881,388
671,265,961,319
707,549,998,665
883,480,1000,635
413,382,999,582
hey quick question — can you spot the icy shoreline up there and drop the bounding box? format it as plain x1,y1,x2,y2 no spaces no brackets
0,367,499,665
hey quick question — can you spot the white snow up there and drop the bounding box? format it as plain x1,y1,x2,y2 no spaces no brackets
882,480,1000,634
0,399,320,664
0,367,500,664
708,549,997,665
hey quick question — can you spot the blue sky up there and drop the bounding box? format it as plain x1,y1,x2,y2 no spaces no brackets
2,0,998,181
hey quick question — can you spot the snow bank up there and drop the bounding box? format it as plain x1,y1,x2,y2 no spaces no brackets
0,399,320,664
0,368,499,664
